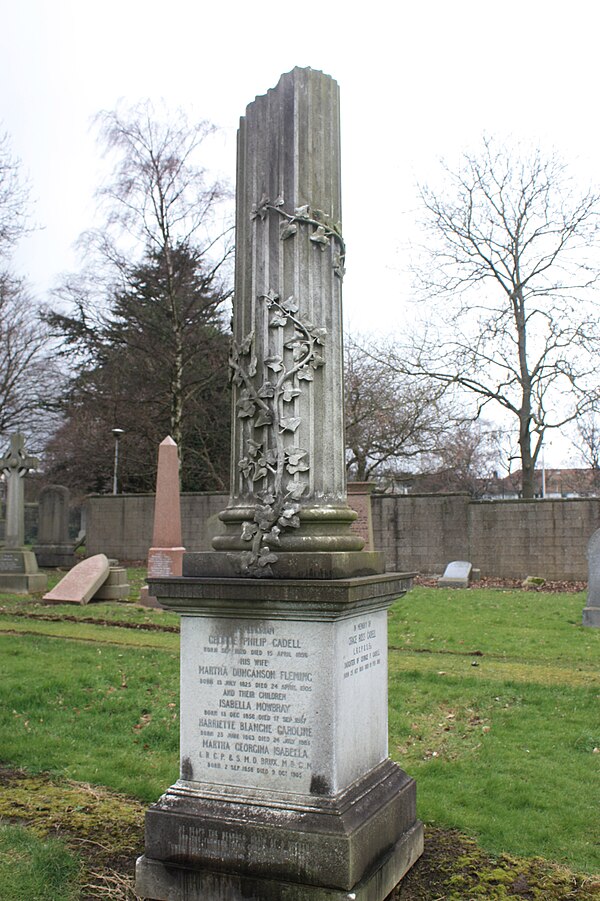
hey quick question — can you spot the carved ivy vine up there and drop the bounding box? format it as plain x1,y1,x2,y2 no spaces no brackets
229,288,327,575
251,194,346,279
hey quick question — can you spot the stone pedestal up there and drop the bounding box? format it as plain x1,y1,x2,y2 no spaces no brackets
136,573,422,900
0,548,47,594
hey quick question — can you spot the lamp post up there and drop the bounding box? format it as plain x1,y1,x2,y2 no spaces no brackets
111,428,124,495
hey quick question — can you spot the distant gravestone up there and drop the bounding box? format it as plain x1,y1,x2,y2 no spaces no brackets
43,553,109,605
583,530,600,627
348,481,376,552
33,485,75,568
438,560,473,589
0,433,47,594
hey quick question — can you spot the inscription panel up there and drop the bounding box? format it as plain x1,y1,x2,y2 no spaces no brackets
180,610,389,795
181,617,323,793
0,552,25,573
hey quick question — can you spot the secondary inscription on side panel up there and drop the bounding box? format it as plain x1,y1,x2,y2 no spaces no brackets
180,614,385,794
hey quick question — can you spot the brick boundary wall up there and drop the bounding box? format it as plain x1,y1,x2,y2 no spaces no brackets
86,492,600,580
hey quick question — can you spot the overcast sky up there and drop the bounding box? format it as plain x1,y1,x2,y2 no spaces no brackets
2,0,599,464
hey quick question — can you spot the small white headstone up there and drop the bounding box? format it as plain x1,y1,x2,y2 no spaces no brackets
438,560,472,589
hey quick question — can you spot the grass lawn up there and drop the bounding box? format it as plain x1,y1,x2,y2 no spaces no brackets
0,574,598,897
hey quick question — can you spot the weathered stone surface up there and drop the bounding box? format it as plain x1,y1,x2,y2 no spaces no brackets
137,763,423,899
212,67,363,576
183,550,385,581
584,529,600,626
43,553,109,605
438,560,472,588
91,566,130,601
33,484,75,568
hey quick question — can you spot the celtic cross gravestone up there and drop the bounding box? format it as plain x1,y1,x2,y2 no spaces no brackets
0,433,46,593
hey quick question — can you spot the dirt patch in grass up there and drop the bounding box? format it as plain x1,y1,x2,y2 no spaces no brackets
414,575,587,593
1,611,179,633
1,766,597,900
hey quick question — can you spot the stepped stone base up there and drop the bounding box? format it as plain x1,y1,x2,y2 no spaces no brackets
92,566,130,601
136,762,423,901
0,548,47,594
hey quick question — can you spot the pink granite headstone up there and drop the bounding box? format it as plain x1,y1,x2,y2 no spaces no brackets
347,482,376,552
43,553,110,605
140,437,185,607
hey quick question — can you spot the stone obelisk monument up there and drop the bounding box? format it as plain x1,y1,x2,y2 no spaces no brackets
136,68,423,901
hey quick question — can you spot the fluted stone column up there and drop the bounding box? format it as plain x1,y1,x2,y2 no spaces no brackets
212,68,368,574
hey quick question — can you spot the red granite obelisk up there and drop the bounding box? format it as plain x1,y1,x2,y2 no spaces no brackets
140,436,184,607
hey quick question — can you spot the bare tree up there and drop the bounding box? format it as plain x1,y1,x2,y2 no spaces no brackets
401,138,600,498
0,275,61,444
344,340,450,481
0,131,30,258
44,102,233,482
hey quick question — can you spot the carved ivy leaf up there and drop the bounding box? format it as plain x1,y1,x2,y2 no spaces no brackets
269,313,288,328
254,409,273,428
252,465,268,482
247,439,263,458
247,356,258,378
285,446,308,466
237,397,256,418
264,449,278,467
286,482,307,500
231,369,244,388
263,289,280,307
280,222,297,241
297,367,314,381
254,505,277,530
293,342,310,363
310,353,326,370
312,208,326,222
274,194,285,207
241,521,258,541
257,381,276,398
265,354,284,372
239,332,254,355
310,327,327,345
294,204,310,217
257,547,279,566
277,514,300,529
238,458,253,478
266,525,281,546
310,225,330,250
282,386,301,403
258,491,276,505
281,296,299,314
287,459,309,475
280,417,301,433
251,194,270,220
333,253,346,279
